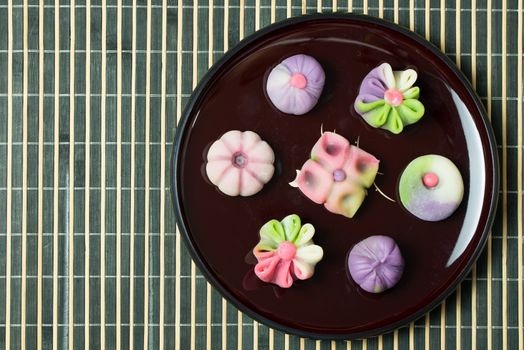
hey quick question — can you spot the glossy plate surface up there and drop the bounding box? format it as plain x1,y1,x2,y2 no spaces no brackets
171,14,498,339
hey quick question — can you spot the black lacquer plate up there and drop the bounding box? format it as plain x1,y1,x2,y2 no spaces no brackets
170,14,499,339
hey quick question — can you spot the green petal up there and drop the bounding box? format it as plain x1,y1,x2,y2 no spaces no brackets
382,107,404,134
259,219,286,245
397,99,425,125
402,86,420,100
294,223,315,247
255,243,277,252
356,99,385,113
281,214,301,243
363,104,391,127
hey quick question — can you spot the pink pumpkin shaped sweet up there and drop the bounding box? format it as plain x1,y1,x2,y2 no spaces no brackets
290,132,379,218
205,130,275,197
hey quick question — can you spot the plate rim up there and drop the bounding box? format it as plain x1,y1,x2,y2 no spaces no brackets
170,13,500,340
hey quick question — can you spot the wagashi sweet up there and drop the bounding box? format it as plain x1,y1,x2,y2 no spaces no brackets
266,54,325,115
354,63,425,134
347,235,404,293
205,130,275,196
291,132,379,218
398,154,464,221
253,214,324,288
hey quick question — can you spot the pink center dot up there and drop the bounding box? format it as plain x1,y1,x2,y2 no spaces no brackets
277,241,297,261
422,172,439,188
384,88,404,106
290,73,307,89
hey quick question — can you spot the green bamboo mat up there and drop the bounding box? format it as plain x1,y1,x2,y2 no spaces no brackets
0,0,522,349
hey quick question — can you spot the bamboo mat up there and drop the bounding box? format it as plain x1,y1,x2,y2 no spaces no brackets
0,0,522,349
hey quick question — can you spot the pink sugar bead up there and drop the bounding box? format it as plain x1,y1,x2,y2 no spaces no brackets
384,88,404,106
290,73,307,89
277,241,297,261
422,172,439,188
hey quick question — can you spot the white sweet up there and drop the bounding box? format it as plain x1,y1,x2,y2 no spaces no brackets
205,130,275,196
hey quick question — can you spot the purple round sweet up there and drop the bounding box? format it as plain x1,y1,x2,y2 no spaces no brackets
266,54,325,115
347,235,404,293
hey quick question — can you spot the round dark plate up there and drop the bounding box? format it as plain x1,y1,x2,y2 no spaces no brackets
170,14,498,339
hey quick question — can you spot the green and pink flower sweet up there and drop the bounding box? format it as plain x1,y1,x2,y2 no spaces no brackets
354,63,425,134
290,132,379,218
253,214,324,288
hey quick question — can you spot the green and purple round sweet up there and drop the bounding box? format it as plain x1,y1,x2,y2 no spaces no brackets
399,155,464,222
